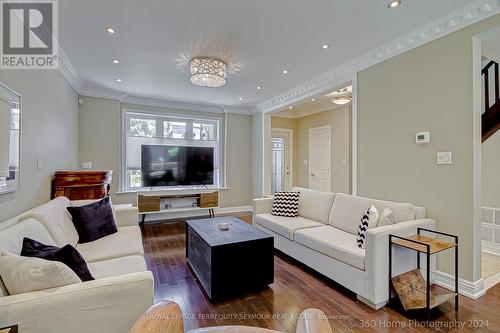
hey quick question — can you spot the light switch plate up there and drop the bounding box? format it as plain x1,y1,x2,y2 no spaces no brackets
303,160,308,165
437,152,452,165
36,158,44,170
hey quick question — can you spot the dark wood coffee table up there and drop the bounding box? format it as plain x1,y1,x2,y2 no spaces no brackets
186,216,274,301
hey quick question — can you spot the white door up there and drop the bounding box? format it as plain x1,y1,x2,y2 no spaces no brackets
309,126,331,191
271,129,293,193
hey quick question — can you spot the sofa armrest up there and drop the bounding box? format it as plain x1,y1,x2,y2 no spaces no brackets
253,197,273,215
114,205,139,227
0,271,154,333
296,308,332,333
364,218,436,308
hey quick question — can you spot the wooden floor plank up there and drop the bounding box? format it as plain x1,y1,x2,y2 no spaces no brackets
140,212,500,332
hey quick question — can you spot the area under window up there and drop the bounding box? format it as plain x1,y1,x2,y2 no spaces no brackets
122,110,221,192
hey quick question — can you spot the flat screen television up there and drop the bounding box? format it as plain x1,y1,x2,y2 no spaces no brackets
141,145,214,187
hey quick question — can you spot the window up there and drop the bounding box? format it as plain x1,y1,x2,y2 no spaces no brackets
122,110,221,191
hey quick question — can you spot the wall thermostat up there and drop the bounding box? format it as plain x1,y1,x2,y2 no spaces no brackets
416,132,430,144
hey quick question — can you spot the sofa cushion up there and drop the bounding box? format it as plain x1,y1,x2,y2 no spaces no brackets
295,226,365,270
0,251,81,295
21,237,94,282
76,226,144,263
67,197,118,244
0,218,56,297
328,193,417,235
22,197,80,247
0,218,56,255
88,255,147,280
255,213,323,240
292,187,335,224
271,192,300,217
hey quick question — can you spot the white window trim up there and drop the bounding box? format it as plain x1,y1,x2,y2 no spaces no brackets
120,108,226,192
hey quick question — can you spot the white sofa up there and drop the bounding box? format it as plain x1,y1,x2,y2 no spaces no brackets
253,187,436,309
0,197,153,333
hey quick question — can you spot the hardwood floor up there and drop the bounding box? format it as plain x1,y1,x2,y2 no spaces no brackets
141,212,500,332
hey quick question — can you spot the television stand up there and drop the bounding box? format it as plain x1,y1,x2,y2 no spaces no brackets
137,188,219,222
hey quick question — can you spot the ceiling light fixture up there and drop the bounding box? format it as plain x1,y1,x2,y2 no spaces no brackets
115,78,122,82
289,106,293,109
321,44,329,49
112,59,120,64
105,27,116,35
331,88,352,105
189,57,227,88
257,86,262,90
387,0,401,8
311,98,316,102
282,69,289,74
238,97,243,101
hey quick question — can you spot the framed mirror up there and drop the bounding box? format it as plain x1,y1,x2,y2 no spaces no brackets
0,83,21,194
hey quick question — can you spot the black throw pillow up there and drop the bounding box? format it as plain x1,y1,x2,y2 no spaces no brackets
21,237,94,281
66,197,118,244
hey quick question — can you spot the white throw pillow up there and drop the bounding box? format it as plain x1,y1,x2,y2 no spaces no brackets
356,205,379,249
0,252,81,295
377,208,398,227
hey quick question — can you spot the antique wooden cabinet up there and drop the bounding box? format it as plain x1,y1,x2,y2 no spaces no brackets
51,170,112,200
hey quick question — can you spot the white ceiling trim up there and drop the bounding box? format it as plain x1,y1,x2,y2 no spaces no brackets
121,95,254,115
58,46,85,93
274,103,345,119
256,0,500,114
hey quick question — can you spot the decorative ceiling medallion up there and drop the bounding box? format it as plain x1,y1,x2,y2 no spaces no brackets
190,57,227,88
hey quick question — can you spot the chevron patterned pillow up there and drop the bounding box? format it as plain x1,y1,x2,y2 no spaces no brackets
356,205,379,249
271,191,300,217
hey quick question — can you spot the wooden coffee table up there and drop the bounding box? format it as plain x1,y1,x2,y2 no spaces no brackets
186,216,274,301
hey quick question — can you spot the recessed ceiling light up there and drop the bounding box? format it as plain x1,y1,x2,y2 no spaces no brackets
239,97,243,101
321,44,329,49
311,98,316,102
112,59,120,64
105,27,116,35
257,86,262,90
282,70,289,74
288,106,293,109
115,78,122,82
387,0,401,8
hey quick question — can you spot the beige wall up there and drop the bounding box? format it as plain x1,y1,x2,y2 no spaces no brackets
0,70,79,222
271,105,351,194
482,130,500,208
357,14,500,282
79,96,253,208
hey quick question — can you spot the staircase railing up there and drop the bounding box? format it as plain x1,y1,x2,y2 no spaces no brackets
482,60,500,142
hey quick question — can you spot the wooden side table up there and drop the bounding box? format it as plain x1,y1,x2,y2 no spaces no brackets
389,228,458,321
51,170,112,200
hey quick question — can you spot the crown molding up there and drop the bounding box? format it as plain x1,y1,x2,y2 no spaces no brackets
256,0,500,114
57,47,85,93
275,103,345,119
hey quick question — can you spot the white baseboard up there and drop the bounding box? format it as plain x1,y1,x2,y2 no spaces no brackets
142,205,252,222
484,271,500,291
482,240,500,256
432,270,485,300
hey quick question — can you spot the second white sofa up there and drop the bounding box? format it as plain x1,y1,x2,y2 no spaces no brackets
253,187,436,309
0,197,153,333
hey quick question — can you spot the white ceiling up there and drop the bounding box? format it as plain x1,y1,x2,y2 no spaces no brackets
59,0,474,109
